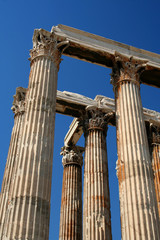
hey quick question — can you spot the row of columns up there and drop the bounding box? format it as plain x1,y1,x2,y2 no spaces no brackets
59,107,113,240
0,29,160,240
0,29,68,239
1,90,159,240
59,109,160,240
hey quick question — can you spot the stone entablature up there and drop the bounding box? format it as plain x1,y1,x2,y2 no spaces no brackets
60,92,160,147
52,24,160,88
1,24,160,240
56,90,160,125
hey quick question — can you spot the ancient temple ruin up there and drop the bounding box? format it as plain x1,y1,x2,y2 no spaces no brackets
0,25,160,239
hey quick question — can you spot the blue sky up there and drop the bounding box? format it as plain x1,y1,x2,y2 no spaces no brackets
0,0,160,239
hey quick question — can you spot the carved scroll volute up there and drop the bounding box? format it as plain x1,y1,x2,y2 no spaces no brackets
30,28,69,70
11,87,27,117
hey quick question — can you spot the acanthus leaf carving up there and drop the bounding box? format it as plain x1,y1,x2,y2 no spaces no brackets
30,29,69,70
111,52,148,87
80,106,114,135
11,87,27,116
61,145,84,167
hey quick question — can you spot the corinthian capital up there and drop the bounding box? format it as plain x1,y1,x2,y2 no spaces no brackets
111,52,148,87
30,28,69,69
81,106,114,135
11,87,27,116
61,145,84,167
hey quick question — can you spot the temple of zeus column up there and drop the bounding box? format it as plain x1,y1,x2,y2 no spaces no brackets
111,54,160,239
146,123,160,217
81,106,113,240
0,24,160,240
59,145,84,240
0,88,26,238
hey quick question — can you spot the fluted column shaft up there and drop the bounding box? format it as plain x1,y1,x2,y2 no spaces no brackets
0,29,68,240
0,88,26,237
147,124,160,217
59,146,83,240
82,107,113,240
112,54,160,240
152,144,160,217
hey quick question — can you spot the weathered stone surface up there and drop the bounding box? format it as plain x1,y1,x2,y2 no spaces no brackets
52,25,160,88
112,54,160,239
11,87,27,116
1,25,160,240
64,118,83,147
56,90,160,124
81,106,113,240
56,90,97,117
147,123,160,217
59,90,160,146
59,145,84,240
0,28,69,240
0,87,26,238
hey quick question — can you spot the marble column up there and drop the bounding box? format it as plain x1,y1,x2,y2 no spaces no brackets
59,145,84,240
0,87,26,237
111,53,160,240
147,123,160,217
82,106,113,240
0,29,69,240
